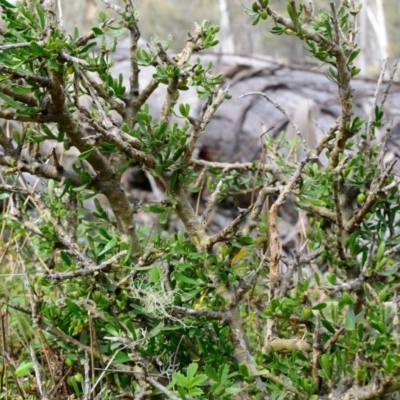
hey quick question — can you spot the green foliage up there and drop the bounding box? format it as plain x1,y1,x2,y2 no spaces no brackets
169,363,208,397
0,1,400,399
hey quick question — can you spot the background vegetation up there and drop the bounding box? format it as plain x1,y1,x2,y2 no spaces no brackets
28,0,400,75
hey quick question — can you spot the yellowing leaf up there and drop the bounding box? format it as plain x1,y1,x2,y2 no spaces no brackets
194,290,207,310
189,351,200,362
231,248,248,266
66,65,74,75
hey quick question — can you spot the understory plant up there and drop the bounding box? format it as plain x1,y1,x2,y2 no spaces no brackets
0,0,400,399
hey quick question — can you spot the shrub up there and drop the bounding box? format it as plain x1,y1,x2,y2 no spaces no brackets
0,0,399,399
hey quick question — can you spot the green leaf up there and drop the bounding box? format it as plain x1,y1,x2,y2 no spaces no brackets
78,148,94,160
141,205,167,214
271,26,284,35
104,324,119,336
98,236,118,257
376,241,385,262
205,365,219,381
239,363,251,378
323,14,333,40
357,322,364,341
197,89,210,99
73,26,80,39
173,372,188,387
376,257,388,269
186,363,199,381
15,361,34,377
348,47,361,64
13,130,21,145
41,123,58,140
72,181,90,192
375,105,384,121
0,0,16,7
238,236,254,245
35,3,46,29
0,92,37,113
10,84,34,94
159,211,169,224
148,266,162,283
174,272,203,286
226,386,243,395
0,193,10,200
169,170,178,192
344,304,355,331
154,121,168,140
125,320,138,341
312,303,327,310
328,67,338,83
172,149,183,162
99,10,106,22
286,3,296,22
65,299,81,315
326,273,336,285
321,318,335,334
177,386,187,399
252,15,261,26
98,227,112,240
29,41,45,55
351,66,361,77
253,369,273,376
113,351,131,364
181,287,204,301
78,41,97,54
179,103,190,118
319,354,331,379
187,387,204,396
302,196,326,206
60,250,72,267
67,375,80,396
219,364,231,385
92,27,103,36
146,321,165,340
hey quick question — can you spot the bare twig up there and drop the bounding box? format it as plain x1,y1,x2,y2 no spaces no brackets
238,91,307,152
99,0,123,14
170,306,227,321
363,57,389,169
210,205,253,246
147,377,181,400
30,346,49,400
43,251,128,281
